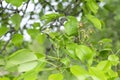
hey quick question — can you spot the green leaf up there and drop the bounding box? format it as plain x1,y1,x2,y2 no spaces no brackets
36,33,46,44
27,29,39,39
0,27,8,37
70,65,89,80
23,0,28,2
11,34,23,46
61,57,70,66
99,38,112,43
33,61,46,72
99,49,111,60
107,69,118,78
18,61,38,72
48,73,63,80
96,60,111,72
17,62,46,80
17,70,38,80
89,67,107,80
86,14,101,30
5,49,38,71
75,45,95,65
99,38,112,48
41,13,63,24
0,77,10,80
86,0,99,14
108,54,119,66
32,22,40,28
0,56,5,65
11,13,22,30
28,40,45,53
64,16,79,36
35,53,45,59
24,71,37,80
5,0,23,7
66,43,78,60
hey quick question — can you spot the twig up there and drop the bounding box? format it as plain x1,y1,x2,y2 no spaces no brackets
63,0,82,16
22,0,30,18
0,34,12,54
0,0,2,8
0,25,16,54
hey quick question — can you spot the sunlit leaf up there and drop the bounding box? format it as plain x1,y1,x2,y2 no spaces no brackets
27,29,39,39
64,16,79,36
17,70,38,80
11,34,23,46
17,62,46,80
10,13,22,30
0,56,5,65
0,27,8,37
66,43,78,60
18,61,38,72
35,53,45,59
5,49,38,72
108,69,118,78
70,65,89,80
86,0,99,14
24,71,37,80
96,60,111,72
86,14,101,30
99,38,112,43
36,33,46,44
33,22,40,28
28,40,45,53
48,73,63,80
41,13,63,24
89,67,107,80
0,77,10,80
5,0,23,7
61,57,70,66
75,45,95,65
108,54,119,66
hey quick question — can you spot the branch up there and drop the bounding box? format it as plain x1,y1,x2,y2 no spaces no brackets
22,0,30,18
40,0,57,12
63,0,82,16
0,24,16,54
0,0,31,54
0,34,12,54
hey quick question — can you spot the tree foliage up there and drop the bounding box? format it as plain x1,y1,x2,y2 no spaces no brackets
0,0,120,80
